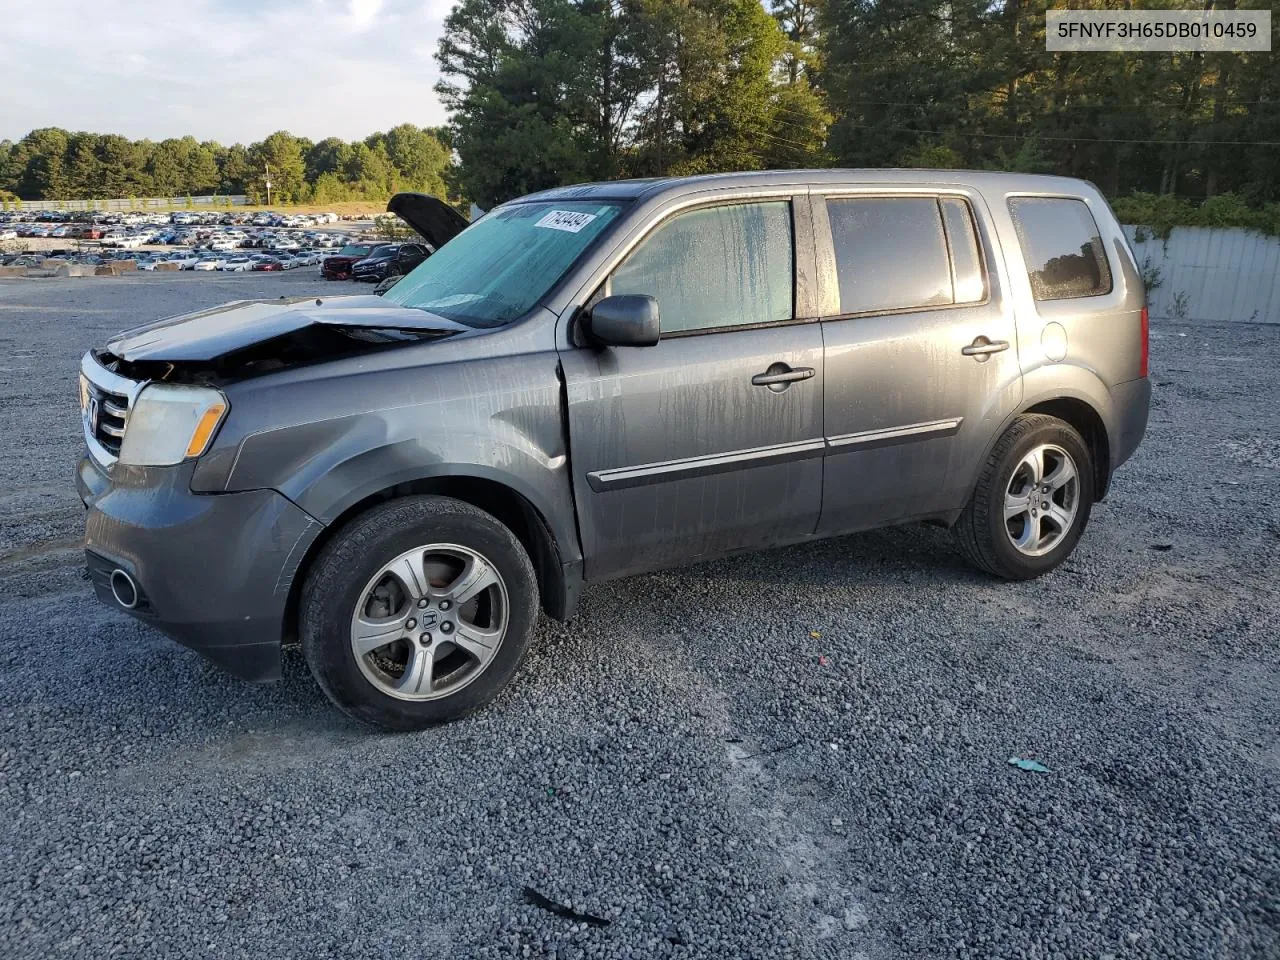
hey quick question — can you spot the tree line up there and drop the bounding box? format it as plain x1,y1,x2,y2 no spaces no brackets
0,125,451,204
438,0,1279,212
2,0,1277,220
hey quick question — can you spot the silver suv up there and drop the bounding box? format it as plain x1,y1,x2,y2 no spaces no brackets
77,171,1150,729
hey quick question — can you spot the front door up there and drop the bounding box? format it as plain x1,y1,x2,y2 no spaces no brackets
813,192,1023,534
560,199,825,580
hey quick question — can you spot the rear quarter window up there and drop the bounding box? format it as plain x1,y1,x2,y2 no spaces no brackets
1008,197,1113,301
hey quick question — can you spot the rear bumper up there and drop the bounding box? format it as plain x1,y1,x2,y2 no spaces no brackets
1110,376,1151,471
78,455,324,682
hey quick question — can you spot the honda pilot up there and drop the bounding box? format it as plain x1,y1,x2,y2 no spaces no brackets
77,172,1150,729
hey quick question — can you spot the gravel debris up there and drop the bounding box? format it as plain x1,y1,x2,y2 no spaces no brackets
0,273,1276,959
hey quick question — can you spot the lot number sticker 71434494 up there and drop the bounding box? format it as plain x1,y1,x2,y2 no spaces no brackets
535,210,598,233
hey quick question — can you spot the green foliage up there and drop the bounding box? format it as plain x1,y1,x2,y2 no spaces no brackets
0,126,452,206
900,143,965,170
820,0,1279,205
249,131,307,203
765,77,832,168
1111,191,1280,238
1137,255,1162,295
437,0,820,205
5,0,1278,220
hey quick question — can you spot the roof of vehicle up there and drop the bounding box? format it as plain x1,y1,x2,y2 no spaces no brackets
514,169,1101,204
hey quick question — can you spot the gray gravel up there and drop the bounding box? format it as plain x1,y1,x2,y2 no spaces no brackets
0,272,1276,959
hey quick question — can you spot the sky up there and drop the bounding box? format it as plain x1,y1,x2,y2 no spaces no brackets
1,0,454,145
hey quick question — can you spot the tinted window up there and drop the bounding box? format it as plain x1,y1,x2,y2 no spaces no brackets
609,201,793,334
826,198,952,315
940,198,987,303
1008,197,1112,300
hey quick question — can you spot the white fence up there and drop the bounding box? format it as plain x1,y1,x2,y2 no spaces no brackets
14,195,249,213
1124,225,1280,325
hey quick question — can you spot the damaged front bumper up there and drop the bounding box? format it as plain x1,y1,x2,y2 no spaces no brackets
77,455,324,682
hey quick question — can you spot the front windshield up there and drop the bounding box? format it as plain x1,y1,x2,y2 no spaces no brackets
338,244,371,257
384,200,625,327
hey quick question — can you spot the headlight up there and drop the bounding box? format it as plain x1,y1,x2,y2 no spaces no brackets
118,384,228,466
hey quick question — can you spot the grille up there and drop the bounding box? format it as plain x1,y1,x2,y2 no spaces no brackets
81,353,140,463
89,384,129,456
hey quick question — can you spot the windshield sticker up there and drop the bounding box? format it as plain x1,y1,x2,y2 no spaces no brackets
535,210,598,233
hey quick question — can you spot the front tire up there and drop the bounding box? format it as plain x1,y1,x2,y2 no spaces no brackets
953,414,1095,580
300,495,538,730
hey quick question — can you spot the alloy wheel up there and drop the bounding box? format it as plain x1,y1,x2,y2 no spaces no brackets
1003,443,1080,557
349,543,508,701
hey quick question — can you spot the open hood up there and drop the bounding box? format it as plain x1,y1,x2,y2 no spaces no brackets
106,295,472,364
387,192,470,250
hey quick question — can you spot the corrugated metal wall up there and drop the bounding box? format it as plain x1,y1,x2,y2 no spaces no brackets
14,196,250,212
1124,225,1280,324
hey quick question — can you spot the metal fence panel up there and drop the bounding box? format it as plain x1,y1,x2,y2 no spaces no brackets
1124,225,1280,324
13,195,249,212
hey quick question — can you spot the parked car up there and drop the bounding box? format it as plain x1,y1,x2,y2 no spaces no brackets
76,173,1150,730
192,256,222,271
373,274,404,296
219,256,254,272
3,254,44,267
252,257,284,272
351,242,430,282
322,242,385,280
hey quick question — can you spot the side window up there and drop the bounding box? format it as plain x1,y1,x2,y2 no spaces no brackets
1008,197,1113,301
825,197,955,315
609,201,794,334
940,198,987,304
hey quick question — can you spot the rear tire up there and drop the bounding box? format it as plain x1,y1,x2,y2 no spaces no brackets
300,495,538,730
953,414,1095,580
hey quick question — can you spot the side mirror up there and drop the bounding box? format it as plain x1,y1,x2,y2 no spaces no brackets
585,294,660,347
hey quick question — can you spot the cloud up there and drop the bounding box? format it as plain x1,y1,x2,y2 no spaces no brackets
0,0,452,144
348,0,386,30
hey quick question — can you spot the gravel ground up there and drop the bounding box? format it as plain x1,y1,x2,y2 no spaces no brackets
0,272,1276,959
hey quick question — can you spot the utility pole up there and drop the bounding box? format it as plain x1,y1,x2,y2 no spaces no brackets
264,162,272,207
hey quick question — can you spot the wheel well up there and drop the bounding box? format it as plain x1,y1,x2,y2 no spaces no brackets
1025,398,1111,501
282,477,569,644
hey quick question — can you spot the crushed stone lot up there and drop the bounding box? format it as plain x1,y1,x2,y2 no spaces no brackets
0,272,1276,959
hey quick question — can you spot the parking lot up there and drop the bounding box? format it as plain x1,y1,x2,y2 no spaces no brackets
0,208,385,278
0,271,1276,959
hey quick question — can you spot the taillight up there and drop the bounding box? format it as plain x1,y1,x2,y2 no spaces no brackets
1139,305,1150,378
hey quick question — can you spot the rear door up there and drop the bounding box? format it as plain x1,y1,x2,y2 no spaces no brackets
560,197,826,580
814,190,1022,534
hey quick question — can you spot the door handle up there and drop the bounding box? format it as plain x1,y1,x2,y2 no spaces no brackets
961,337,1010,360
751,364,815,389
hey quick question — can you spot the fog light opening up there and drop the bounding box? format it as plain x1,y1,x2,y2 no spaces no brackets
110,569,139,609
